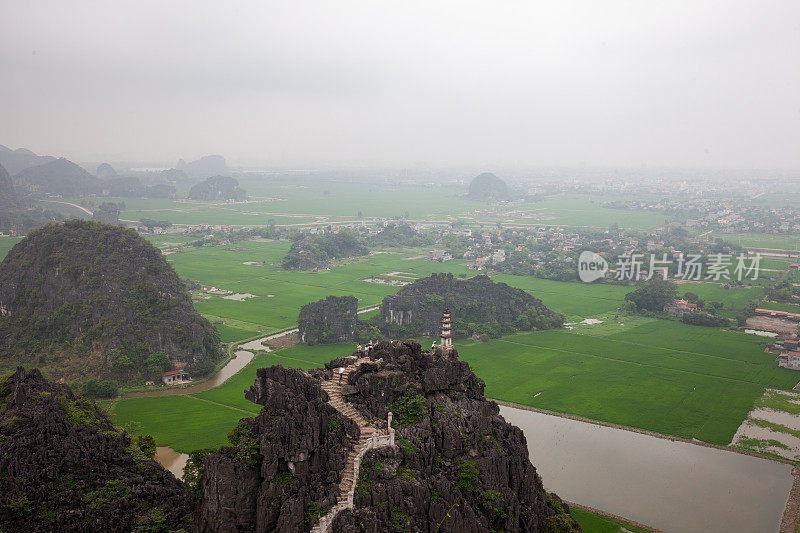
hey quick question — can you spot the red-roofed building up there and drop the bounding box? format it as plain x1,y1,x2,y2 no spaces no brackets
756,309,800,321
779,352,800,371
665,299,699,316
162,369,190,385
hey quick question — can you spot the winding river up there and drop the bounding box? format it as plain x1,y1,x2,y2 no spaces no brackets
500,405,793,533
152,330,794,531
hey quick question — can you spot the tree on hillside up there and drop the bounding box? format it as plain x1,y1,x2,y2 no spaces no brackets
625,278,678,312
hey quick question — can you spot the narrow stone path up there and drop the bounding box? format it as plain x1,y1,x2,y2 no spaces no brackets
311,358,392,533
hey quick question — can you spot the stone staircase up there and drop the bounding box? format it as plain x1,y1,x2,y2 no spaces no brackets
311,359,394,533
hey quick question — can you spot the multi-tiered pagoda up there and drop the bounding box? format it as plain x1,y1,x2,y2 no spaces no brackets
440,307,453,349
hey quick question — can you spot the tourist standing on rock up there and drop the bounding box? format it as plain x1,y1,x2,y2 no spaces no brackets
338,366,344,384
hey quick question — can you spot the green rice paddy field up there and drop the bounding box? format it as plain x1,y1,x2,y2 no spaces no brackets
112,315,795,451
0,237,22,259
715,232,800,251
570,508,649,533
53,183,673,230
458,321,797,445
3,233,789,454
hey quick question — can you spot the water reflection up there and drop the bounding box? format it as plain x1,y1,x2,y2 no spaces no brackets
499,405,793,533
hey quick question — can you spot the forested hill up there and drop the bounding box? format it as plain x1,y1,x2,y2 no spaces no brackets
187,175,246,201
13,158,102,197
281,229,368,270
0,220,221,383
379,273,563,338
467,172,509,202
0,163,17,209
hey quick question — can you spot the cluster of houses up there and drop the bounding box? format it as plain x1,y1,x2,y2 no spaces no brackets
665,299,699,316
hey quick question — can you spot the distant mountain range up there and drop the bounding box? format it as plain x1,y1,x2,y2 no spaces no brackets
176,154,228,178
14,158,103,197
0,163,17,208
0,145,56,175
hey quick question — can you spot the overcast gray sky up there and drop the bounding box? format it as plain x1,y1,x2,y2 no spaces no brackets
0,0,798,170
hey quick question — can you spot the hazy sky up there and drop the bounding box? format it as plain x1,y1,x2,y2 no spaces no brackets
1,1,798,170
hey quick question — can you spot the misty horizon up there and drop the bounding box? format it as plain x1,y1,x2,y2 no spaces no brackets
1,1,799,172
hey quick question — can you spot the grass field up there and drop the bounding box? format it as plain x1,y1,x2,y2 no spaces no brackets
113,316,796,451
570,508,650,533
52,182,669,230
499,194,671,229
716,233,800,251
165,241,475,330
758,301,800,314
0,237,22,260
213,323,261,343
674,281,764,310
111,342,355,451
457,320,797,445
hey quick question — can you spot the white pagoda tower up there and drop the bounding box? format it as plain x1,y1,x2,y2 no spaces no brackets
440,308,453,349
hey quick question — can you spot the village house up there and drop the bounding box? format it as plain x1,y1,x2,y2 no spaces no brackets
428,249,453,261
162,369,190,385
783,339,800,351
756,309,800,321
665,299,699,316
778,352,800,371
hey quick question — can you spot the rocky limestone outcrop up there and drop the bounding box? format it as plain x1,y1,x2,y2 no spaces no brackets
96,162,118,180
177,154,228,179
14,157,103,197
0,220,222,382
299,295,360,345
199,342,579,532
197,365,359,532
332,340,580,532
379,273,563,337
188,175,247,202
0,367,193,532
0,162,18,208
467,172,509,202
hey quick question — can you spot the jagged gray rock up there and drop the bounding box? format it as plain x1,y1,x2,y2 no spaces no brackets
0,367,194,532
198,342,580,532
197,365,359,532
299,295,359,345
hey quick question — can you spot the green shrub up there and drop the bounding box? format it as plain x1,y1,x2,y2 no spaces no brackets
456,460,478,494
6,493,33,517
305,502,327,526
133,434,157,459
273,471,295,489
327,415,342,432
59,396,100,427
390,392,429,425
84,478,130,511
390,508,413,532
227,420,262,467
82,379,119,398
480,490,506,517
542,492,579,533
397,436,418,456
182,448,215,498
